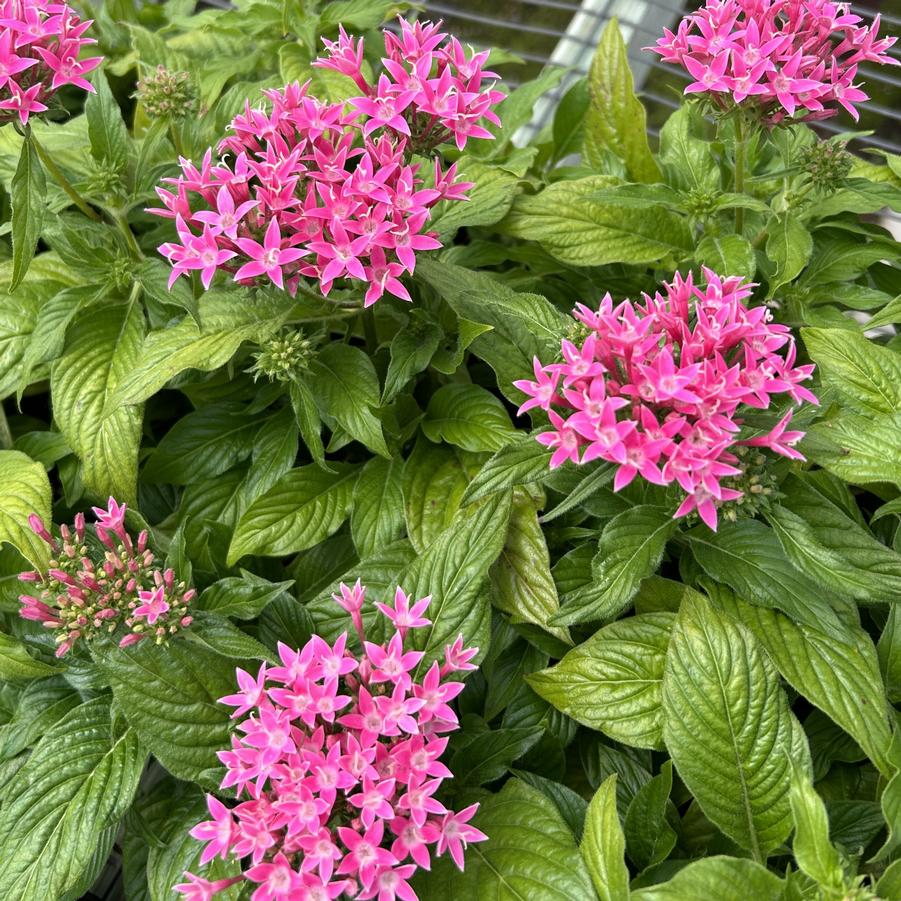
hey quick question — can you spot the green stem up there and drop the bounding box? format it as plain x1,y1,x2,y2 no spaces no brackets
733,117,747,236
169,121,184,159
0,400,12,450
30,132,102,222
113,210,143,260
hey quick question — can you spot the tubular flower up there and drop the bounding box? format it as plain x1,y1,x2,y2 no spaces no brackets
17,497,194,656
516,269,818,530
150,19,504,305
0,0,101,126
648,0,898,123
176,583,485,901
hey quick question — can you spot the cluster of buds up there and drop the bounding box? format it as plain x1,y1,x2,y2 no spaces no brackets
248,329,318,383
515,268,818,530
797,138,854,193
135,64,196,119
18,498,194,657
175,582,485,901
150,19,504,306
0,0,102,126
650,0,898,123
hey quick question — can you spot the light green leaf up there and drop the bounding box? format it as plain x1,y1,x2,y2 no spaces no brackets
422,383,516,453
504,177,692,267
0,631,59,680
789,767,844,888
528,613,673,750
227,463,357,565
696,235,756,282
490,491,569,643
351,456,405,558
415,778,596,901
658,105,720,193
85,69,128,172
663,592,797,858
581,775,630,901
52,301,145,503
554,506,675,626
429,159,519,241
308,343,388,457
766,213,812,293
400,491,512,673
803,327,901,415
92,640,235,784
462,435,551,505
583,18,660,183
10,131,45,291
108,289,288,409
0,449,52,568
806,412,901,486
0,697,145,901
713,591,893,776
625,760,676,871
198,571,293,620
631,857,784,901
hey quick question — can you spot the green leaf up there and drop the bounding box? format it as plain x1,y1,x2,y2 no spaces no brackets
805,411,901,486
510,769,588,840
449,727,543,786
9,131,45,291
416,778,596,901
289,376,326,468
631,857,784,901
490,491,569,643
92,640,236,783
765,213,812,293
583,18,660,183
108,289,287,409
0,697,145,901
789,767,844,888
658,105,720,194
198,571,293,620
0,449,52,568
554,506,675,626
696,235,756,283
351,456,405,559
662,592,797,858
581,775,630,901
52,301,145,503
0,631,59,680
462,435,552,505
143,404,256,484
687,519,845,635
381,310,441,404
713,590,893,776
528,613,673,750
85,69,128,172
185,611,275,661
803,327,901,416
422,383,516,453
227,463,357,565
504,177,692,267
625,760,676,871
242,407,299,504
429,159,519,241
308,343,388,457
400,491,512,672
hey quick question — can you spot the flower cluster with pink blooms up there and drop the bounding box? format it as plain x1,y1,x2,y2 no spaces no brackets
151,19,503,306
175,581,486,901
0,0,101,126
515,268,818,530
18,498,194,657
649,0,897,122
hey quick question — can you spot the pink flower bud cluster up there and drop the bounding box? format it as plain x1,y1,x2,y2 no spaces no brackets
649,0,898,122
515,269,818,530
150,19,504,307
0,0,101,126
18,497,194,657
175,582,486,901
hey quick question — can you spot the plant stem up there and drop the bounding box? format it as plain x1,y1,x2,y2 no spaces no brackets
113,210,143,260
733,116,747,236
169,121,184,158
30,132,102,222
0,400,12,449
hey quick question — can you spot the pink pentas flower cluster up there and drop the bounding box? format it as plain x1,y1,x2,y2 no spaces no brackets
515,268,818,530
649,0,898,122
150,19,503,307
0,0,101,125
175,582,485,901
18,497,194,656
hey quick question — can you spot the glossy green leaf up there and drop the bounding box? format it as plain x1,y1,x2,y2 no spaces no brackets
625,760,676,871
422,383,516,453
449,726,543,786
85,69,128,172
462,435,552,505
581,775,630,901
9,131,45,291
0,631,58,680
0,449,52,568
806,411,901,487
789,767,844,888
351,456,405,558
198,571,293,620
766,213,812,292
631,857,784,901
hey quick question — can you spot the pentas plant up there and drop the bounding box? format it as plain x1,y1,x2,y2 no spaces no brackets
516,268,817,529
175,581,485,901
150,18,503,305
0,0,101,125
17,497,194,656
650,0,898,122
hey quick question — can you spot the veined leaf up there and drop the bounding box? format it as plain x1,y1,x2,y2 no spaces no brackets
581,775,630,901
462,434,552,504
9,130,45,291
624,760,677,871
0,631,59,680
422,383,516,453
766,213,812,292
529,613,673,750
631,857,784,901
198,571,293,620
806,411,901,487
0,449,52,568
662,592,797,858
351,456,405,558
789,768,844,888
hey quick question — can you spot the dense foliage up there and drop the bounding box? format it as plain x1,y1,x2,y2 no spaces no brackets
1,0,901,898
